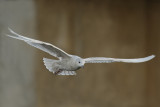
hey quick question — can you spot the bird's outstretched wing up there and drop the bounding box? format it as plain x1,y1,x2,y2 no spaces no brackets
6,28,71,59
84,55,155,63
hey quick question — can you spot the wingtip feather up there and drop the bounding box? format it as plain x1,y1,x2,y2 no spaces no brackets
147,55,155,60
8,27,12,32
6,34,23,40
137,55,155,63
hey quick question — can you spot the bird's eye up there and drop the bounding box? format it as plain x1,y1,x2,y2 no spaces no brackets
79,61,81,63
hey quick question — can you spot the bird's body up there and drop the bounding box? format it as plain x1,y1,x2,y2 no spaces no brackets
44,55,83,71
43,55,84,75
6,28,155,75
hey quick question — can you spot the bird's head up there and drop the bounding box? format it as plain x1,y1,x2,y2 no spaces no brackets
73,56,85,68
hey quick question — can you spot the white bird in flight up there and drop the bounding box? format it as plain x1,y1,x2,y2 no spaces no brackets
6,28,155,75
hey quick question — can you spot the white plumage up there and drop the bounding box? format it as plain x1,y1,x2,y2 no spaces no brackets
84,56,155,63
6,28,155,76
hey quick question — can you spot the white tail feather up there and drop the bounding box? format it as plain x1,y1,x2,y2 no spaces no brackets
43,58,56,72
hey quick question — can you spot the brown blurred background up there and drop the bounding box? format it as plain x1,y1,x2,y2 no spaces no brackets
0,0,160,107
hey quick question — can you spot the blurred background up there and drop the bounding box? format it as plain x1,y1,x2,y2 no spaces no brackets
0,0,160,107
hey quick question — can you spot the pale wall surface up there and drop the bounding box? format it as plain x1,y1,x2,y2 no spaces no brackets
0,0,36,107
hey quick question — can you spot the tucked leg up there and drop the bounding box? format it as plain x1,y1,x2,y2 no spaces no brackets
54,69,62,75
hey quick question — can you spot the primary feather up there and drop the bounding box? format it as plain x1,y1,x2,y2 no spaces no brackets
7,28,71,59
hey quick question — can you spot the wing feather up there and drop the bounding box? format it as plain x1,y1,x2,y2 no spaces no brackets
84,55,155,63
6,28,71,59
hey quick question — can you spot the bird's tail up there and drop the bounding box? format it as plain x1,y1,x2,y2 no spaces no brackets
43,58,58,72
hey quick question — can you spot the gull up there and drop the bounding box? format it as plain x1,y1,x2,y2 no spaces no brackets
6,28,155,75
